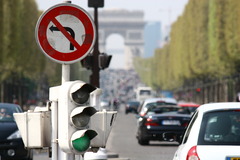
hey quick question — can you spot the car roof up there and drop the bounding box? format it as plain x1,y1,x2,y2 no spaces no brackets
128,101,140,104
197,102,240,113
143,97,177,104
0,103,20,107
0,103,22,110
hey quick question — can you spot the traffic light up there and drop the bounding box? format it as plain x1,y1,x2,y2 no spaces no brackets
58,80,98,154
88,0,104,8
98,53,112,69
196,88,201,93
80,54,93,69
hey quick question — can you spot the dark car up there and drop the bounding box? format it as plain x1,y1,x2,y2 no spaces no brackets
136,104,191,145
0,103,32,160
125,100,140,114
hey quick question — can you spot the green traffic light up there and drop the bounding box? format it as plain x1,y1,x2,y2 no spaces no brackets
72,134,90,152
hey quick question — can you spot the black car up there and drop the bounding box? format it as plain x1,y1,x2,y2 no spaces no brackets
125,100,140,114
136,104,191,145
0,103,32,160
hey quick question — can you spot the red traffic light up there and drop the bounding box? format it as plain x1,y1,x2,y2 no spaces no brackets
196,88,201,92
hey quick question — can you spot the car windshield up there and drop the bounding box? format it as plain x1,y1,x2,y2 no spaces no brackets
139,90,151,95
198,109,240,145
0,105,22,122
144,101,176,111
146,104,180,115
128,101,139,106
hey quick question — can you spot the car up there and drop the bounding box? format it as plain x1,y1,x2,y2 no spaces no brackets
166,102,240,160
125,100,140,114
177,102,200,114
135,86,154,102
136,101,191,145
0,103,33,160
137,97,178,116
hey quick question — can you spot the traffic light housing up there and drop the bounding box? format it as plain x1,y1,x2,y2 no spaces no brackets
13,106,51,148
98,53,112,69
90,110,117,148
88,0,104,8
80,54,93,69
58,80,98,154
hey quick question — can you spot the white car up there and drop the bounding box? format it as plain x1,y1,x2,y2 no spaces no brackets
170,102,240,160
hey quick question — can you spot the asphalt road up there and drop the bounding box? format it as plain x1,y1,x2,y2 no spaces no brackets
105,106,179,160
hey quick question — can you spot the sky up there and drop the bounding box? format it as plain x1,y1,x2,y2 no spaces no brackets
36,0,189,28
35,0,189,69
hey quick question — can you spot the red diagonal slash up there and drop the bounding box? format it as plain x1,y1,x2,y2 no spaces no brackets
51,17,82,50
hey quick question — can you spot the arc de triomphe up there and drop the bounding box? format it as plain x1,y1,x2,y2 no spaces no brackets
90,9,145,69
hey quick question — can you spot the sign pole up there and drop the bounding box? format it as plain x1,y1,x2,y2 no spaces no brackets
57,2,73,160
62,64,70,83
59,2,73,160
58,65,74,160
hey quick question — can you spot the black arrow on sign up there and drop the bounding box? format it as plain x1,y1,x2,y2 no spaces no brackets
50,25,75,50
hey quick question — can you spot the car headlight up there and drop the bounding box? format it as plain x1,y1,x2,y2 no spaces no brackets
7,130,22,140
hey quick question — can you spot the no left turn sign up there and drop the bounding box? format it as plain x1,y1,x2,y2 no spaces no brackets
35,3,96,64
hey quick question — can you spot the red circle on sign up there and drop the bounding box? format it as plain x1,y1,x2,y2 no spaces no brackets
35,3,96,64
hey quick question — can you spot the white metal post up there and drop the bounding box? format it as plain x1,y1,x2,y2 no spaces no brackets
62,64,70,83
51,101,58,160
59,2,74,160
59,63,74,160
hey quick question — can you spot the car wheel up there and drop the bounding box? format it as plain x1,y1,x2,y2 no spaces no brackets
137,129,149,145
138,137,149,145
24,149,33,160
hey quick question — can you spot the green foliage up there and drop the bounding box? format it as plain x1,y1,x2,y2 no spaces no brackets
0,0,44,81
134,0,240,90
0,1,89,89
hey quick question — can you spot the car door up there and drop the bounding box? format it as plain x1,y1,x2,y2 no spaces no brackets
173,111,199,160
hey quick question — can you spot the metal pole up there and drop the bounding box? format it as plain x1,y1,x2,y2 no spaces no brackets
59,70,74,160
62,64,70,83
59,58,74,160
90,7,100,87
